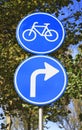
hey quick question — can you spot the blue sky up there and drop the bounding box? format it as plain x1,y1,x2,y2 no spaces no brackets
44,121,64,130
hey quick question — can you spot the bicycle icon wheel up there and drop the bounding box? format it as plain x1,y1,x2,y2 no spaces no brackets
22,29,36,42
22,29,59,42
45,30,59,42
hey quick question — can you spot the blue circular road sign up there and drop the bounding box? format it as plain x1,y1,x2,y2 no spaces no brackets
14,55,68,106
16,13,65,54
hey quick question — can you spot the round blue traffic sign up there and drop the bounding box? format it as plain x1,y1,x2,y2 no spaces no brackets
16,13,65,54
14,55,68,106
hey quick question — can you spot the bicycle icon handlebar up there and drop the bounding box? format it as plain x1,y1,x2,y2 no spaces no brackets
22,22,59,42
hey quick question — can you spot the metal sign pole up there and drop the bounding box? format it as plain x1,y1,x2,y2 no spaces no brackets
39,107,43,130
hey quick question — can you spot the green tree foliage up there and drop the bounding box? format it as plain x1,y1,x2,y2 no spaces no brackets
0,0,82,129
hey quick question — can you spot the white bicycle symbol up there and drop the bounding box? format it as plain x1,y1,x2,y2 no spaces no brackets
22,22,59,42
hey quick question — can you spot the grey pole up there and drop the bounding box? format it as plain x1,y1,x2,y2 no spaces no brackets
39,107,43,130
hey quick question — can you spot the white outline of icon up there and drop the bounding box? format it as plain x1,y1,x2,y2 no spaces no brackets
22,22,59,42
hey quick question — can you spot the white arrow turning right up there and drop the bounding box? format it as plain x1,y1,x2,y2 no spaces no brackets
30,62,59,97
